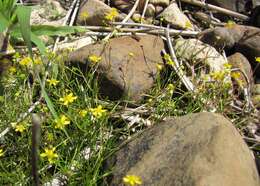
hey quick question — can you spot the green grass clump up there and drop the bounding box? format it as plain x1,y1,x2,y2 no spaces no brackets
0,49,253,185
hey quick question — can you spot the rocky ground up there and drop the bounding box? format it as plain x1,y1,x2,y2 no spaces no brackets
1,0,260,185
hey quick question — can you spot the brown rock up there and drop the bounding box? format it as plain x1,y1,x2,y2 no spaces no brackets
158,2,194,30
207,0,248,12
76,0,124,26
252,95,260,108
228,52,254,87
253,83,260,95
111,0,168,14
106,112,260,186
68,35,164,101
199,25,260,77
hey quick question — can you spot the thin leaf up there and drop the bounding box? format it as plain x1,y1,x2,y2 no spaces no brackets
41,88,58,120
15,5,33,58
37,74,58,120
31,33,46,55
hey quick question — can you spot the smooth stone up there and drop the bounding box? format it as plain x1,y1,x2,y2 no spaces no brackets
158,2,194,30
228,52,254,88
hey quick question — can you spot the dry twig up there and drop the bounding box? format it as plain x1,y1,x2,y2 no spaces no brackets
164,26,195,91
179,0,249,21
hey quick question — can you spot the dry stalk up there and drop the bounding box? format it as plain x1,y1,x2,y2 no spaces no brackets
53,0,79,51
112,22,199,36
179,0,249,21
141,0,150,23
164,26,195,92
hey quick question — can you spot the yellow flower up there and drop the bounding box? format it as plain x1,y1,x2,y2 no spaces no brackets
256,57,260,63
88,55,102,64
19,57,32,66
164,53,174,66
223,63,232,70
185,21,193,29
13,122,27,133
105,8,118,22
9,66,17,74
123,175,142,186
210,71,225,81
47,78,59,86
40,147,58,164
34,58,42,65
231,72,241,80
79,109,88,117
156,64,163,71
167,83,175,94
89,105,107,118
80,11,89,20
59,93,77,106
128,52,134,57
0,149,4,157
225,20,236,28
54,115,70,129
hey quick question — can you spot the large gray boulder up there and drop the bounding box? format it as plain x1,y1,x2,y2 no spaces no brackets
106,112,260,186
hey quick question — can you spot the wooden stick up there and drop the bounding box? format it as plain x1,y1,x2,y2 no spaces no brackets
82,26,198,36
179,0,249,21
111,22,199,36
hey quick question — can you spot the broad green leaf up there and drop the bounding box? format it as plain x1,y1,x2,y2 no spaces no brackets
15,5,33,58
0,12,10,32
0,0,16,19
31,25,85,36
